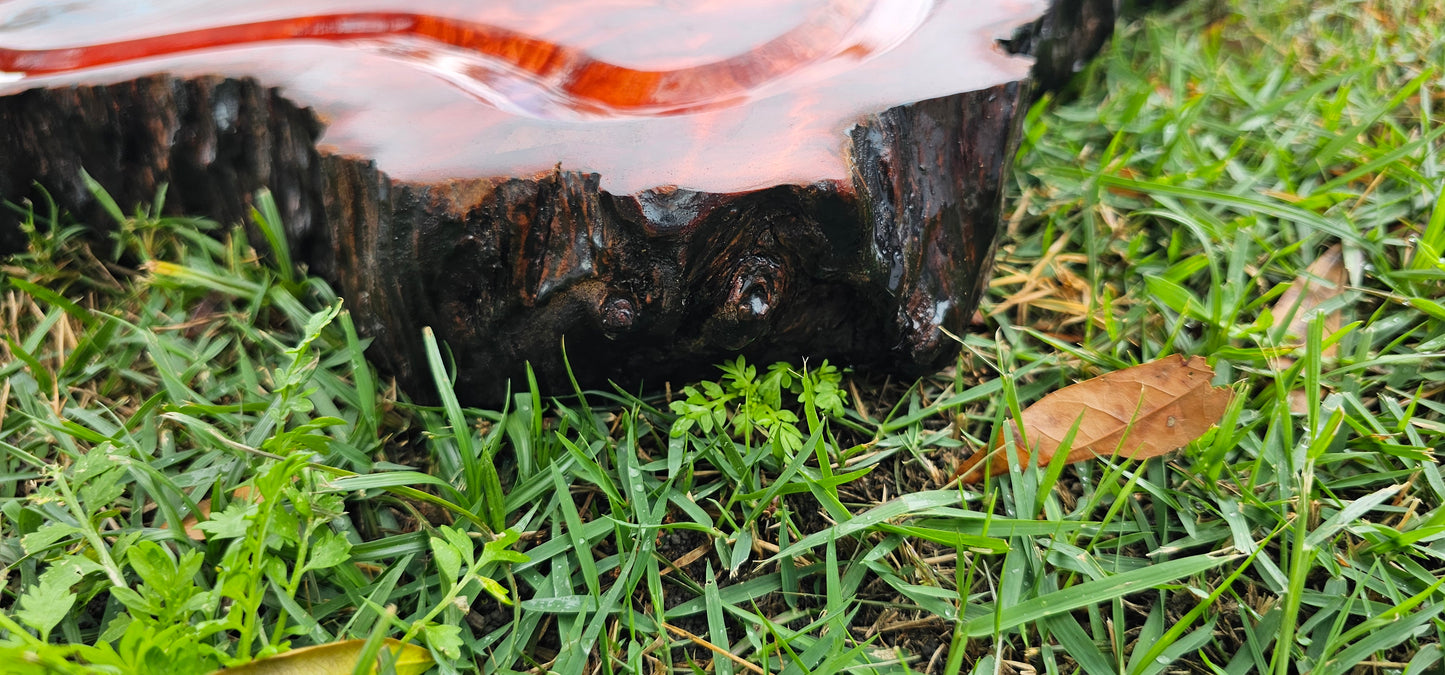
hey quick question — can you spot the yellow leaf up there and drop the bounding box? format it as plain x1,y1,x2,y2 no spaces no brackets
210,638,434,675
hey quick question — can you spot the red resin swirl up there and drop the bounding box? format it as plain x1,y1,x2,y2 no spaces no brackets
0,5,897,117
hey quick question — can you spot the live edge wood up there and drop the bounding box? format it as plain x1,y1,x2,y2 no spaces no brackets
0,1,1121,404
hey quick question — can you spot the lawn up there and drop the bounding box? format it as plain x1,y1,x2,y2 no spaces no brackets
2,0,1444,673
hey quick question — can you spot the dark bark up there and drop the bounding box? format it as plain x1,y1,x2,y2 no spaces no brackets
1005,0,1191,94
298,82,1023,400
0,0,1123,404
1003,0,1117,93
0,77,325,256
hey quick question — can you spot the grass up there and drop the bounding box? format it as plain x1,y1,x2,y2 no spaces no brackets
2,0,1444,672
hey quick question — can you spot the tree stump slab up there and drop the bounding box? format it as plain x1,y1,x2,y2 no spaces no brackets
0,0,1121,403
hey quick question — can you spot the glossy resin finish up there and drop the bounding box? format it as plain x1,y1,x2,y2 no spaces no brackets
0,0,1041,192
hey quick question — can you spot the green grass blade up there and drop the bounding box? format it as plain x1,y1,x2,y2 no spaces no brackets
961,553,1238,637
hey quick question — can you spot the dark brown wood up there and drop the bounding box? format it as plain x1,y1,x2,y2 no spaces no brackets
1003,0,1117,92
0,1,1122,404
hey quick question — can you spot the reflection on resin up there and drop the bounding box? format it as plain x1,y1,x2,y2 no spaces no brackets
0,0,1046,192
1,2,933,119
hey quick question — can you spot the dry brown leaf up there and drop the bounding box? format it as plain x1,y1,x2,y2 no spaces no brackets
209,638,432,675
956,355,1233,483
168,485,260,541
1270,244,1348,413
1272,243,1347,358
176,498,211,541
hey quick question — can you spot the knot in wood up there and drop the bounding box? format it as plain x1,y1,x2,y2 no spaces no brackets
598,294,636,332
726,255,783,321
702,255,785,350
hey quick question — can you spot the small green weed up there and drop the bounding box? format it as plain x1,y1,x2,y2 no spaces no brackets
669,356,847,457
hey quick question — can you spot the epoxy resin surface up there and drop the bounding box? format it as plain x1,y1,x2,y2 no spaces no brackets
0,0,1044,193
